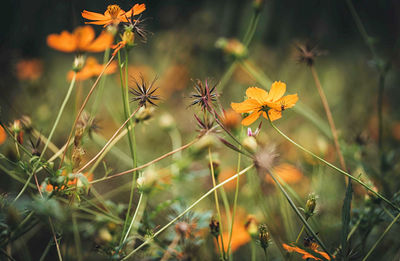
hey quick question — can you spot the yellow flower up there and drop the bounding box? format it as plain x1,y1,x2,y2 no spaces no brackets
231,81,298,126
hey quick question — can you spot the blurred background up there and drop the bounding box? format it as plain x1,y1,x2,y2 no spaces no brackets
1,0,400,260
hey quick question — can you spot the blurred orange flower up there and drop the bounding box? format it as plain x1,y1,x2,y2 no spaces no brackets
67,56,117,81
47,26,113,53
0,126,6,145
231,81,298,125
222,109,241,130
219,209,251,252
15,59,43,81
218,168,245,190
282,243,331,260
82,4,146,27
265,163,303,184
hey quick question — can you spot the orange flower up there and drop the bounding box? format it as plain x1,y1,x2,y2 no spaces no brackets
47,26,113,53
218,168,245,190
43,172,93,192
0,126,6,145
15,59,43,81
219,209,252,252
67,56,117,81
222,109,241,130
265,163,303,184
231,81,298,126
282,243,331,260
82,4,146,27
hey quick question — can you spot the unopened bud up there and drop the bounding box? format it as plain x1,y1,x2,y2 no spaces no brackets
305,193,318,218
245,215,258,237
159,113,175,131
73,55,86,72
259,224,270,250
122,29,135,47
216,38,248,59
135,106,155,123
243,136,258,153
209,217,220,238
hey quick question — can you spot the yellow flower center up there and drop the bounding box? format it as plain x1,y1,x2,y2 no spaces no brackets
107,5,121,19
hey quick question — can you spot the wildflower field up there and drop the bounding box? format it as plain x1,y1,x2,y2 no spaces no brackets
1,0,400,260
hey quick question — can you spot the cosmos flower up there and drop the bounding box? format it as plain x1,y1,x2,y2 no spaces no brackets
82,4,146,27
47,26,113,53
282,243,331,260
231,81,298,125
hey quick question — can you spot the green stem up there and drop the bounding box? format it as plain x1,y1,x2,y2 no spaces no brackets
13,72,77,202
208,147,226,259
227,126,243,256
117,50,138,244
268,170,333,260
295,224,306,244
121,165,254,260
268,119,399,212
90,48,110,117
122,191,146,244
251,240,256,261
72,213,82,261
362,212,400,261
243,11,261,47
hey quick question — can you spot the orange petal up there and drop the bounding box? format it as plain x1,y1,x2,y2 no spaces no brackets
246,87,268,104
241,111,261,126
84,31,113,52
267,81,286,102
81,10,109,21
75,26,95,51
84,20,111,26
262,110,282,122
132,3,146,15
0,125,6,145
279,94,298,109
47,31,77,52
231,99,260,113
282,244,321,261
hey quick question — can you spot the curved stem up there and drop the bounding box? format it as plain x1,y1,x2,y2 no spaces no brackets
59,56,115,167
268,170,333,260
362,212,400,261
77,107,140,173
121,165,254,260
208,147,226,259
14,72,77,202
268,119,399,212
90,138,198,184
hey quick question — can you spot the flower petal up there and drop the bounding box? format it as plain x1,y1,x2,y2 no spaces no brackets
75,26,95,51
132,3,146,15
262,110,282,122
84,31,113,52
267,81,286,102
81,10,110,21
47,31,77,52
242,111,262,126
246,87,268,104
231,99,260,113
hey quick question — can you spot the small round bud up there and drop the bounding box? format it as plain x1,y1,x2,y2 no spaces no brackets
305,193,318,218
245,215,258,237
72,54,86,72
243,136,258,154
159,113,175,131
216,38,248,59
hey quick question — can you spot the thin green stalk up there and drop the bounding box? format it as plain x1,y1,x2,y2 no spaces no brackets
122,192,146,244
13,72,77,202
121,165,254,260
295,224,306,244
208,147,226,259
243,10,261,47
227,126,243,256
117,49,139,245
362,212,400,261
268,119,399,212
268,170,333,260
14,134,20,159
251,240,256,261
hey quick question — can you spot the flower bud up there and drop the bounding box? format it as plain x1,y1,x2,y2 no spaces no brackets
135,106,155,123
209,217,220,238
216,38,248,59
243,136,258,154
245,215,258,237
305,193,318,218
258,224,270,250
72,54,86,72
159,113,175,131
122,28,135,47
